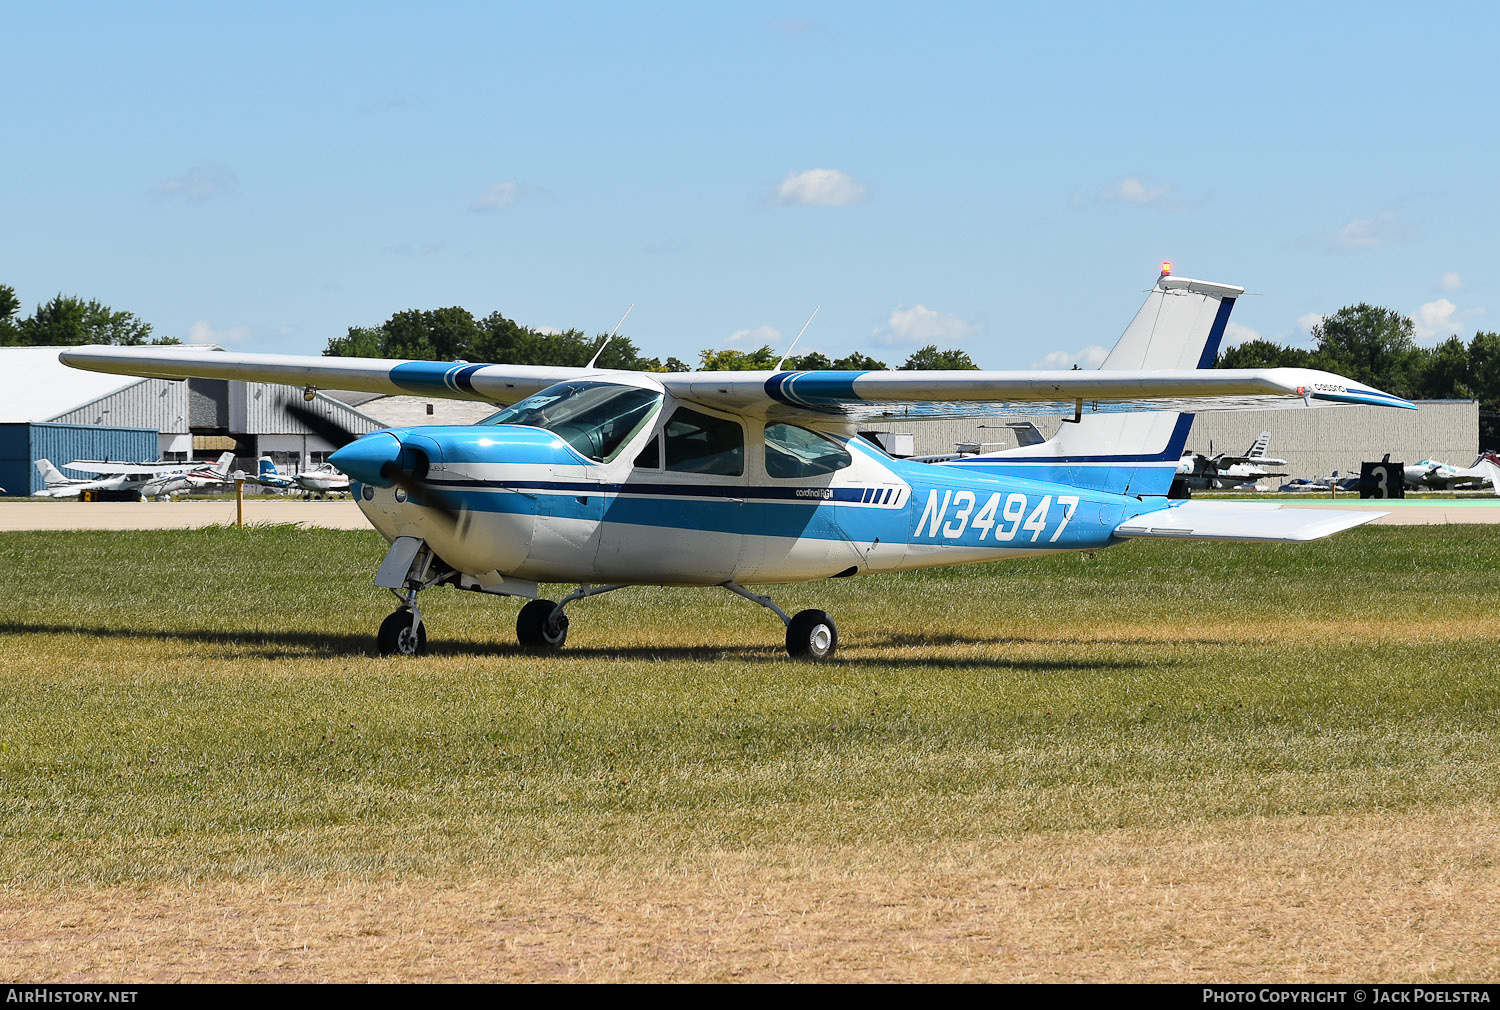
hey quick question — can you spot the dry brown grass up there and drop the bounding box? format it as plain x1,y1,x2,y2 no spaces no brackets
5,803,1496,983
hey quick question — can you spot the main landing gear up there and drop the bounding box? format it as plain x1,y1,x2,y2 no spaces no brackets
514,584,626,650
724,583,839,661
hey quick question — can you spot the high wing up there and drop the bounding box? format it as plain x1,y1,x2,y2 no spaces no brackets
62,460,205,475
58,273,1414,423
56,356,1413,425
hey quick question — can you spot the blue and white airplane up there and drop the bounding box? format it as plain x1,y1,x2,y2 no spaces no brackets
61,269,1414,659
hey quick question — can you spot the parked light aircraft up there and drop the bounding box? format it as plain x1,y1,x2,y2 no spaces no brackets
292,461,352,497
61,270,1415,658
1176,430,1290,489
34,452,235,499
1402,455,1500,491
239,456,299,491
239,456,352,496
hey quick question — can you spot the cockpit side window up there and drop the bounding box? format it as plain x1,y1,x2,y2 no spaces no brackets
479,381,663,462
764,423,851,478
663,407,744,476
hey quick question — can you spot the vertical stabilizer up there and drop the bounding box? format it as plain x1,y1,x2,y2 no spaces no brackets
950,271,1243,497
35,459,70,487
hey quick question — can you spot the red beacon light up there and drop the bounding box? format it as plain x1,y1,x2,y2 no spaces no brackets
1160,260,1173,276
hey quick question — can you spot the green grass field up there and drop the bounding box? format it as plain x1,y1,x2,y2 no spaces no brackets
1,525,1496,892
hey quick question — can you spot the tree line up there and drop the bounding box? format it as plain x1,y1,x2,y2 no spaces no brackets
324,304,979,372
0,284,178,346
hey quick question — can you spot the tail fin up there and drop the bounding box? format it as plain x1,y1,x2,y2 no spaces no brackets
963,271,1242,497
259,456,279,478
34,459,69,487
1246,430,1271,460
210,451,235,477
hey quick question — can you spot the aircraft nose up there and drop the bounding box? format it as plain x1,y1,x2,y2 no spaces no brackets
329,431,402,487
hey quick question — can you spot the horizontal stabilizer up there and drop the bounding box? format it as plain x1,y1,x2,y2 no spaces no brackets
1114,501,1384,543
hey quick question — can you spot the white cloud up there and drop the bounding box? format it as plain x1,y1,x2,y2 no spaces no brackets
1438,271,1463,292
1224,323,1263,348
1080,175,1206,213
1297,312,1325,335
1099,176,1173,207
188,320,252,344
150,165,237,203
773,169,869,207
533,325,563,336
1031,345,1109,369
471,181,549,212
727,325,782,346
1413,298,1485,340
873,304,978,347
1323,211,1416,251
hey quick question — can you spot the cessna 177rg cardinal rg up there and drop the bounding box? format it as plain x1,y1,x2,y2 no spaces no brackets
61,269,1414,659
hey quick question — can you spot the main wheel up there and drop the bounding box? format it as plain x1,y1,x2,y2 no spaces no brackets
516,599,569,649
377,609,427,656
786,609,837,660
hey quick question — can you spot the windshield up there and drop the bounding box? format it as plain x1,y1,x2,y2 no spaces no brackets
480,381,663,462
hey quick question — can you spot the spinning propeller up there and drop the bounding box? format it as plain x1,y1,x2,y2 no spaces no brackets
288,402,462,522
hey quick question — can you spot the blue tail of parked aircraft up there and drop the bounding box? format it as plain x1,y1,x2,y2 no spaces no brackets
945,271,1241,497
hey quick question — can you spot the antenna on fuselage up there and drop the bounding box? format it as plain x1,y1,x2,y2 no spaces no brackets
587,304,635,368
775,305,821,371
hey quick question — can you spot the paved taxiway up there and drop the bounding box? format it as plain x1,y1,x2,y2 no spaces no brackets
0,500,371,531
0,497,1496,531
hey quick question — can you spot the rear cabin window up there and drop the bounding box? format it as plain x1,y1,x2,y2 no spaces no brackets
764,423,851,478
663,407,744,476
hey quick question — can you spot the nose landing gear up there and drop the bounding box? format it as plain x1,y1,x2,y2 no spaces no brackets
377,583,428,656
377,607,426,656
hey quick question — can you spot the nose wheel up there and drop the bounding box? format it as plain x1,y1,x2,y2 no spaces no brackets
377,608,426,656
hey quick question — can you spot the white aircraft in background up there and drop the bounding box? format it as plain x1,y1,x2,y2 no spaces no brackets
236,455,351,497
1403,455,1500,491
293,461,351,497
60,268,1414,659
1177,430,1290,489
34,452,234,499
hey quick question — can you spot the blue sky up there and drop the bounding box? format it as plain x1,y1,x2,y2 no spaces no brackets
3,1,1496,368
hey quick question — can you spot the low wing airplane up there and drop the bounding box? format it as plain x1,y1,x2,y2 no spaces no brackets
61,270,1414,659
1403,456,1500,491
239,456,351,496
292,461,352,497
35,452,234,499
240,456,299,491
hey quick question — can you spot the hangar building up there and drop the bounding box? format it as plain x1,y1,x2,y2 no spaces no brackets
0,345,384,495
860,400,1480,482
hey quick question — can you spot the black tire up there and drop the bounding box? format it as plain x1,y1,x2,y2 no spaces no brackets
377,609,426,657
516,598,569,649
786,609,837,660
